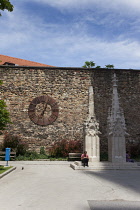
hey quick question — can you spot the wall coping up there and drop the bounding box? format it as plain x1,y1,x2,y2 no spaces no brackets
0,65,140,73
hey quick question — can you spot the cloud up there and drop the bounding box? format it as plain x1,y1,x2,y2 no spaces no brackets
59,37,140,68
25,0,140,13
1,0,140,69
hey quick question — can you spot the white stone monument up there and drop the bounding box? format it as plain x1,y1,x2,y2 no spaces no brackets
84,86,100,162
107,73,127,163
70,78,140,170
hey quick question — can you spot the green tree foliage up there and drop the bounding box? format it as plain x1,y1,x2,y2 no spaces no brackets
82,61,114,69
0,100,11,131
82,61,95,68
0,0,14,16
95,65,101,69
105,64,114,69
0,81,11,131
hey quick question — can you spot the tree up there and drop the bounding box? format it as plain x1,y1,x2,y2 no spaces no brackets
95,66,101,69
82,61,95,68
82,61,114,69
0,81,11,132
0,0,14,16
105,64,114,69
0,100,11,132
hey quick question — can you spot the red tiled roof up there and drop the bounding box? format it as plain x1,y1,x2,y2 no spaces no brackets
0,54,54,67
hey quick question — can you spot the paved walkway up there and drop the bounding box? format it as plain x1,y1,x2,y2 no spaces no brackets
0,161,140,210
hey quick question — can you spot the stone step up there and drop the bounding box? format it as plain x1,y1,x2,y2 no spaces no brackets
70,162,140,170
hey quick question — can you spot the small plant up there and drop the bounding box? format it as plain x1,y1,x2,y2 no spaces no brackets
16,142,29,156
40,146,46,155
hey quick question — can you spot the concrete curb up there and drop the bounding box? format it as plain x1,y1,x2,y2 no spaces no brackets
0,166,16,179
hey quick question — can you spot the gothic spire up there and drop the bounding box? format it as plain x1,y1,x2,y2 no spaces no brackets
107,73,126,136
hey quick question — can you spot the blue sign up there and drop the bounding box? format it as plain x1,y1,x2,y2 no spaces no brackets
5,148,11,161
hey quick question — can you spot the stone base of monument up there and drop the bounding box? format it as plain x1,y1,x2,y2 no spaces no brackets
70,161,140,170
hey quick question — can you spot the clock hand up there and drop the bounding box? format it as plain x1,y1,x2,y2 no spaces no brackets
40,103,47,117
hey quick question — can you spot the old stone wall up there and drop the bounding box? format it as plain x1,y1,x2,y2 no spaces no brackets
0,67,91,152
0,66,140,153
91,69,140,152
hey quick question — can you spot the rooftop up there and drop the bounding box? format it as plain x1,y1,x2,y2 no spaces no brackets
0,54,54,67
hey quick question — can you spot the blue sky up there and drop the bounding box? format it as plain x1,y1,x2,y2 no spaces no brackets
1,0,140,68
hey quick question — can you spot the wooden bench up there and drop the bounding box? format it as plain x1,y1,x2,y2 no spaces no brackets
68,153,81,161
0,151,16,160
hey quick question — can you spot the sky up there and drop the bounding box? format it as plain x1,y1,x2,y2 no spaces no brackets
1,0,140,69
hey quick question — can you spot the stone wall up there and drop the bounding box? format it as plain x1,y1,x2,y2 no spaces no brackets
0,66,140,153
91,69,140,151
0,67,91,152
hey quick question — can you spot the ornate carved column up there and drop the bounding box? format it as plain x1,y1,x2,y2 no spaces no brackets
84,86,100,162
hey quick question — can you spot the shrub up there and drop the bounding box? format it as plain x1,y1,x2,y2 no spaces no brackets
40,146,46,155
130,143,140,158
16,150,49,160
49,139,82,158
100,152,108,161
16,151,38,160
16,142,29,156
0,143,3,151
2,133,28,155
17,150,40,160
3,133,19,150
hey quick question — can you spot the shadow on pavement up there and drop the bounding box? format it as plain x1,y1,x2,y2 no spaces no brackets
88,200,140,210
84,170,140,195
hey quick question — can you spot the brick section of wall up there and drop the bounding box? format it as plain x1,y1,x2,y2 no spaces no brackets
0,67,140,153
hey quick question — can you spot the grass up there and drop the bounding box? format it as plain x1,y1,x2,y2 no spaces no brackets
0,166,13,174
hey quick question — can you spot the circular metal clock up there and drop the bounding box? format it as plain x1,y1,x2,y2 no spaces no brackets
28,95,59,126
